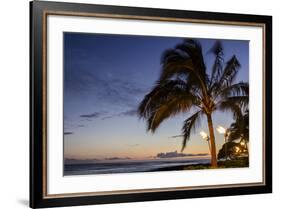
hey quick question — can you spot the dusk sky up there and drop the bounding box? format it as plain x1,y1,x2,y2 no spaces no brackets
63,32,249,160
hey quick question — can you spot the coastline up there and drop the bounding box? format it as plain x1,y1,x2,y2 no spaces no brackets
64,157,249,176
150,157,249,172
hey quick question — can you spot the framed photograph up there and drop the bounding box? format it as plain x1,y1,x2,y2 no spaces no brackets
30,0,272,208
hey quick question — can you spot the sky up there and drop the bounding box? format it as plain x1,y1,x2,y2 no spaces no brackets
63,32,249,160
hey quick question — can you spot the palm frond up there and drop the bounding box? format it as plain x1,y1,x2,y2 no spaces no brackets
216,100,243,120
147,95,197,132
138,79,200,132
209,41,224,86
221,55,241,85
160,48,205,94
181,110,203,151
227,128,241,141
159,39,211,100
160,55,194,81
224,96,249,111
139,79,189,118
218,82,249,98
227,109,249,142
175,39,207,81
211,55,241,93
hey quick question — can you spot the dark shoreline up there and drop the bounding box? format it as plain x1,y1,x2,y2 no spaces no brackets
149,163,210,172
149,158,249,172
64,163,210,176
64,158,249,176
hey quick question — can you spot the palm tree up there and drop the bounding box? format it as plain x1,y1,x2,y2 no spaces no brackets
227,109,249,152
217,141,244,160
138,39,249,167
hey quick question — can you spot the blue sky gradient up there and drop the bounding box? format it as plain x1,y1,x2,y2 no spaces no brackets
63,33,249,160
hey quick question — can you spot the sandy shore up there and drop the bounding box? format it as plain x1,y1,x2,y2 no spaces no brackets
149,158,249,172
149,163,210,172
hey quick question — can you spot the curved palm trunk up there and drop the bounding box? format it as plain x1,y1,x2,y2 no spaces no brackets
206,113,218,167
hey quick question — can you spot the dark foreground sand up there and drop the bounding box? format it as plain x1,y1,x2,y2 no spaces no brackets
150,157,249,172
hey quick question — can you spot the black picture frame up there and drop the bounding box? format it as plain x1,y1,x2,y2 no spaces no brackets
30,1,272,208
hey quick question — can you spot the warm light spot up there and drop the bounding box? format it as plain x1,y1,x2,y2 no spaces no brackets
216,125,226,134
200,131,209,140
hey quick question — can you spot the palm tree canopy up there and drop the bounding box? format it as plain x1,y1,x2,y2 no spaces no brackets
138,39,249,150
227,109,249,142
217,141,245,160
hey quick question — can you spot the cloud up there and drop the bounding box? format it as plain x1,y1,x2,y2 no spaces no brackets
79,109,137,121
64,158,100,164
95,78,148,109
128,144,140,147
64,61,149,109
64,132,74,135
63,122,86,134
104,157,131,160
121,109,138,116
156,151,209,158
169,135,184,138
76,108,138,124
80,111,107,119
64,157,131,163
102,109,137,120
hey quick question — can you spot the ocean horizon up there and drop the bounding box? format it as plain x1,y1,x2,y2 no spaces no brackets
64,157,211,176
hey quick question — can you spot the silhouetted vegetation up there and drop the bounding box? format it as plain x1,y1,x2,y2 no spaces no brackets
138,39,249,167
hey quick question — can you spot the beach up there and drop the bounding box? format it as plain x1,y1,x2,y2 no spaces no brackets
64,157,248,176
151,157,249,171
64,157,210,175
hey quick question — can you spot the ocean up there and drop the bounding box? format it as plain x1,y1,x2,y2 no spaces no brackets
64,158,210,176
